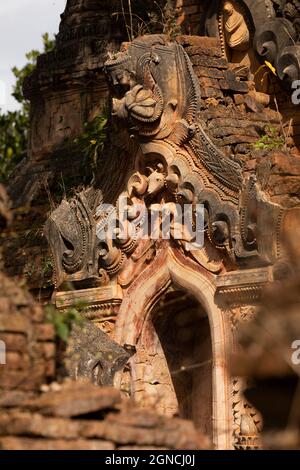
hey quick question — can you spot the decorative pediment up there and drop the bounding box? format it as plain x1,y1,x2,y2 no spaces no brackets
45,34,295,298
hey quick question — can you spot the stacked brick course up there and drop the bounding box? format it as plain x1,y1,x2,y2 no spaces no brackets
176,0,208,35
0,379,209,450
0,272,56,393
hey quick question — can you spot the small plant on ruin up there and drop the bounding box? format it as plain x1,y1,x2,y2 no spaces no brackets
41,256,54,288
24,261,35,280
41,256,53,277
120,0,134,41
148,1,182,40
162,0,182,40
252,125,285,151
45,303,87,343
24,255,54,287
74,111,108,183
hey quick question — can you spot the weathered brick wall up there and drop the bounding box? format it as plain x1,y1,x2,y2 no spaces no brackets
257,152,300,208
276,89,300,151
0,272,56,393
2,32,300,300
179,36,281,170
177,0,201,34
176,0,209,35
1,186,56,296
0,379,209,450
177,0,300,152
180,35,300,209
3,34,300,293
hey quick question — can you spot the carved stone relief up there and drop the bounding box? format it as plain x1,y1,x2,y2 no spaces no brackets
45,33,300,448
219,1,252,65
205,0,300,87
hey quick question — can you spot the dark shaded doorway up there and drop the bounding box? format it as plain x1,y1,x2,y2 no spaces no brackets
151,289,213,438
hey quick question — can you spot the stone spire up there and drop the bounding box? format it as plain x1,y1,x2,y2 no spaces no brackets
57,0,121,47
23,0,122,102
16,0,122,206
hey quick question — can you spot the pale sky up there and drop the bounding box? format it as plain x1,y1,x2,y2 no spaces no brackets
0,0,67,112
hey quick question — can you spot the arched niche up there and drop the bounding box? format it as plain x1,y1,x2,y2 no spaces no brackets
114,247,233,449
150,289,213,438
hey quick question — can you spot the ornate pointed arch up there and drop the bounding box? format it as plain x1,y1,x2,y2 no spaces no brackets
114,245,232,449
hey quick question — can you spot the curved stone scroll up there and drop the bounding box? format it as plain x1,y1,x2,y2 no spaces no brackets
277,45,300,83
254,17,297,86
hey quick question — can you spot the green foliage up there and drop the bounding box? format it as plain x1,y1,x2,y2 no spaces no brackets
252,125,285,151
0,111,28,182
163,0,182,40
41,256,53,277
0,33,55,183
24,254,54,288
24,261,35,279
41,256,54,288
11,33,54,111
45,302,86,343
74,111,108,183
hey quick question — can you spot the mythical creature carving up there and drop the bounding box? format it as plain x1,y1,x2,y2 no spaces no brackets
205,0,300,86
45,190,102,290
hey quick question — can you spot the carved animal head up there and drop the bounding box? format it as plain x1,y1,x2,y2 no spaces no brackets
146,165,165,196
127,172,148,197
